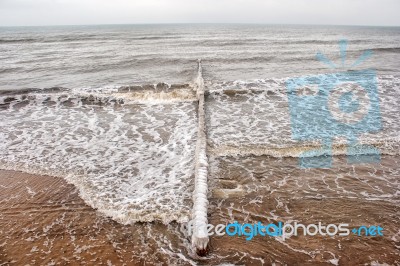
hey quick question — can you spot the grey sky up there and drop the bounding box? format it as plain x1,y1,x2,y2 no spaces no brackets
0,0,399,27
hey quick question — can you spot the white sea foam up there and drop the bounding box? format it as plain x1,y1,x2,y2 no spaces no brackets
0,75,399,226
0,92,198,224
206,75,400,157
69,83,197,104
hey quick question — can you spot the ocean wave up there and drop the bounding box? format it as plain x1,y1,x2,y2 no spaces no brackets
209,139,400,158
0,73,399,226
0,35,182,45
0,92,198,224
368,47,400,53
0,38,38,44
206,74,400,93
128,36,182,40
205,74,400,161
0,82,197,105
194,38,368,47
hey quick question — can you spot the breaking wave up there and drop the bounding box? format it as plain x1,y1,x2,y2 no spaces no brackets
0,88,198,224
0,74,399,225
206,75,400,159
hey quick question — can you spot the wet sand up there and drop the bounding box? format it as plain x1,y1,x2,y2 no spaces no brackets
1,154,399,265
0,170,194,265
207,155,400,265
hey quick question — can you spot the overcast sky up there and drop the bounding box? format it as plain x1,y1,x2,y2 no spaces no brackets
0,0,399,27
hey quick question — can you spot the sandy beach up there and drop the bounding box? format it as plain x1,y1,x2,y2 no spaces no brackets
207,155,400,265
1,154,399,265
0,170,188,265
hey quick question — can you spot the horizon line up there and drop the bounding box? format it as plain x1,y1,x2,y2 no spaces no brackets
1,22,400,28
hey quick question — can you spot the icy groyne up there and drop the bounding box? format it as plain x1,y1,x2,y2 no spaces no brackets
191,60,209,255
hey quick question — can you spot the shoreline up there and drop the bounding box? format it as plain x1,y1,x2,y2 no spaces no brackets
1,155,399,265
0,170,195,265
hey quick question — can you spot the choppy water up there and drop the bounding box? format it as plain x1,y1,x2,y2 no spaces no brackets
1,24,400,89
0,24,399,264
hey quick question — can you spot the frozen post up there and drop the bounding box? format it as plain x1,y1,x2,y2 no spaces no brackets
191,59,209,255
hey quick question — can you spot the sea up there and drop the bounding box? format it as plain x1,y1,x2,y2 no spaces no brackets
0,24,399,265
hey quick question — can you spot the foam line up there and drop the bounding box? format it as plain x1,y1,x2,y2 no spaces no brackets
191,59,209,255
